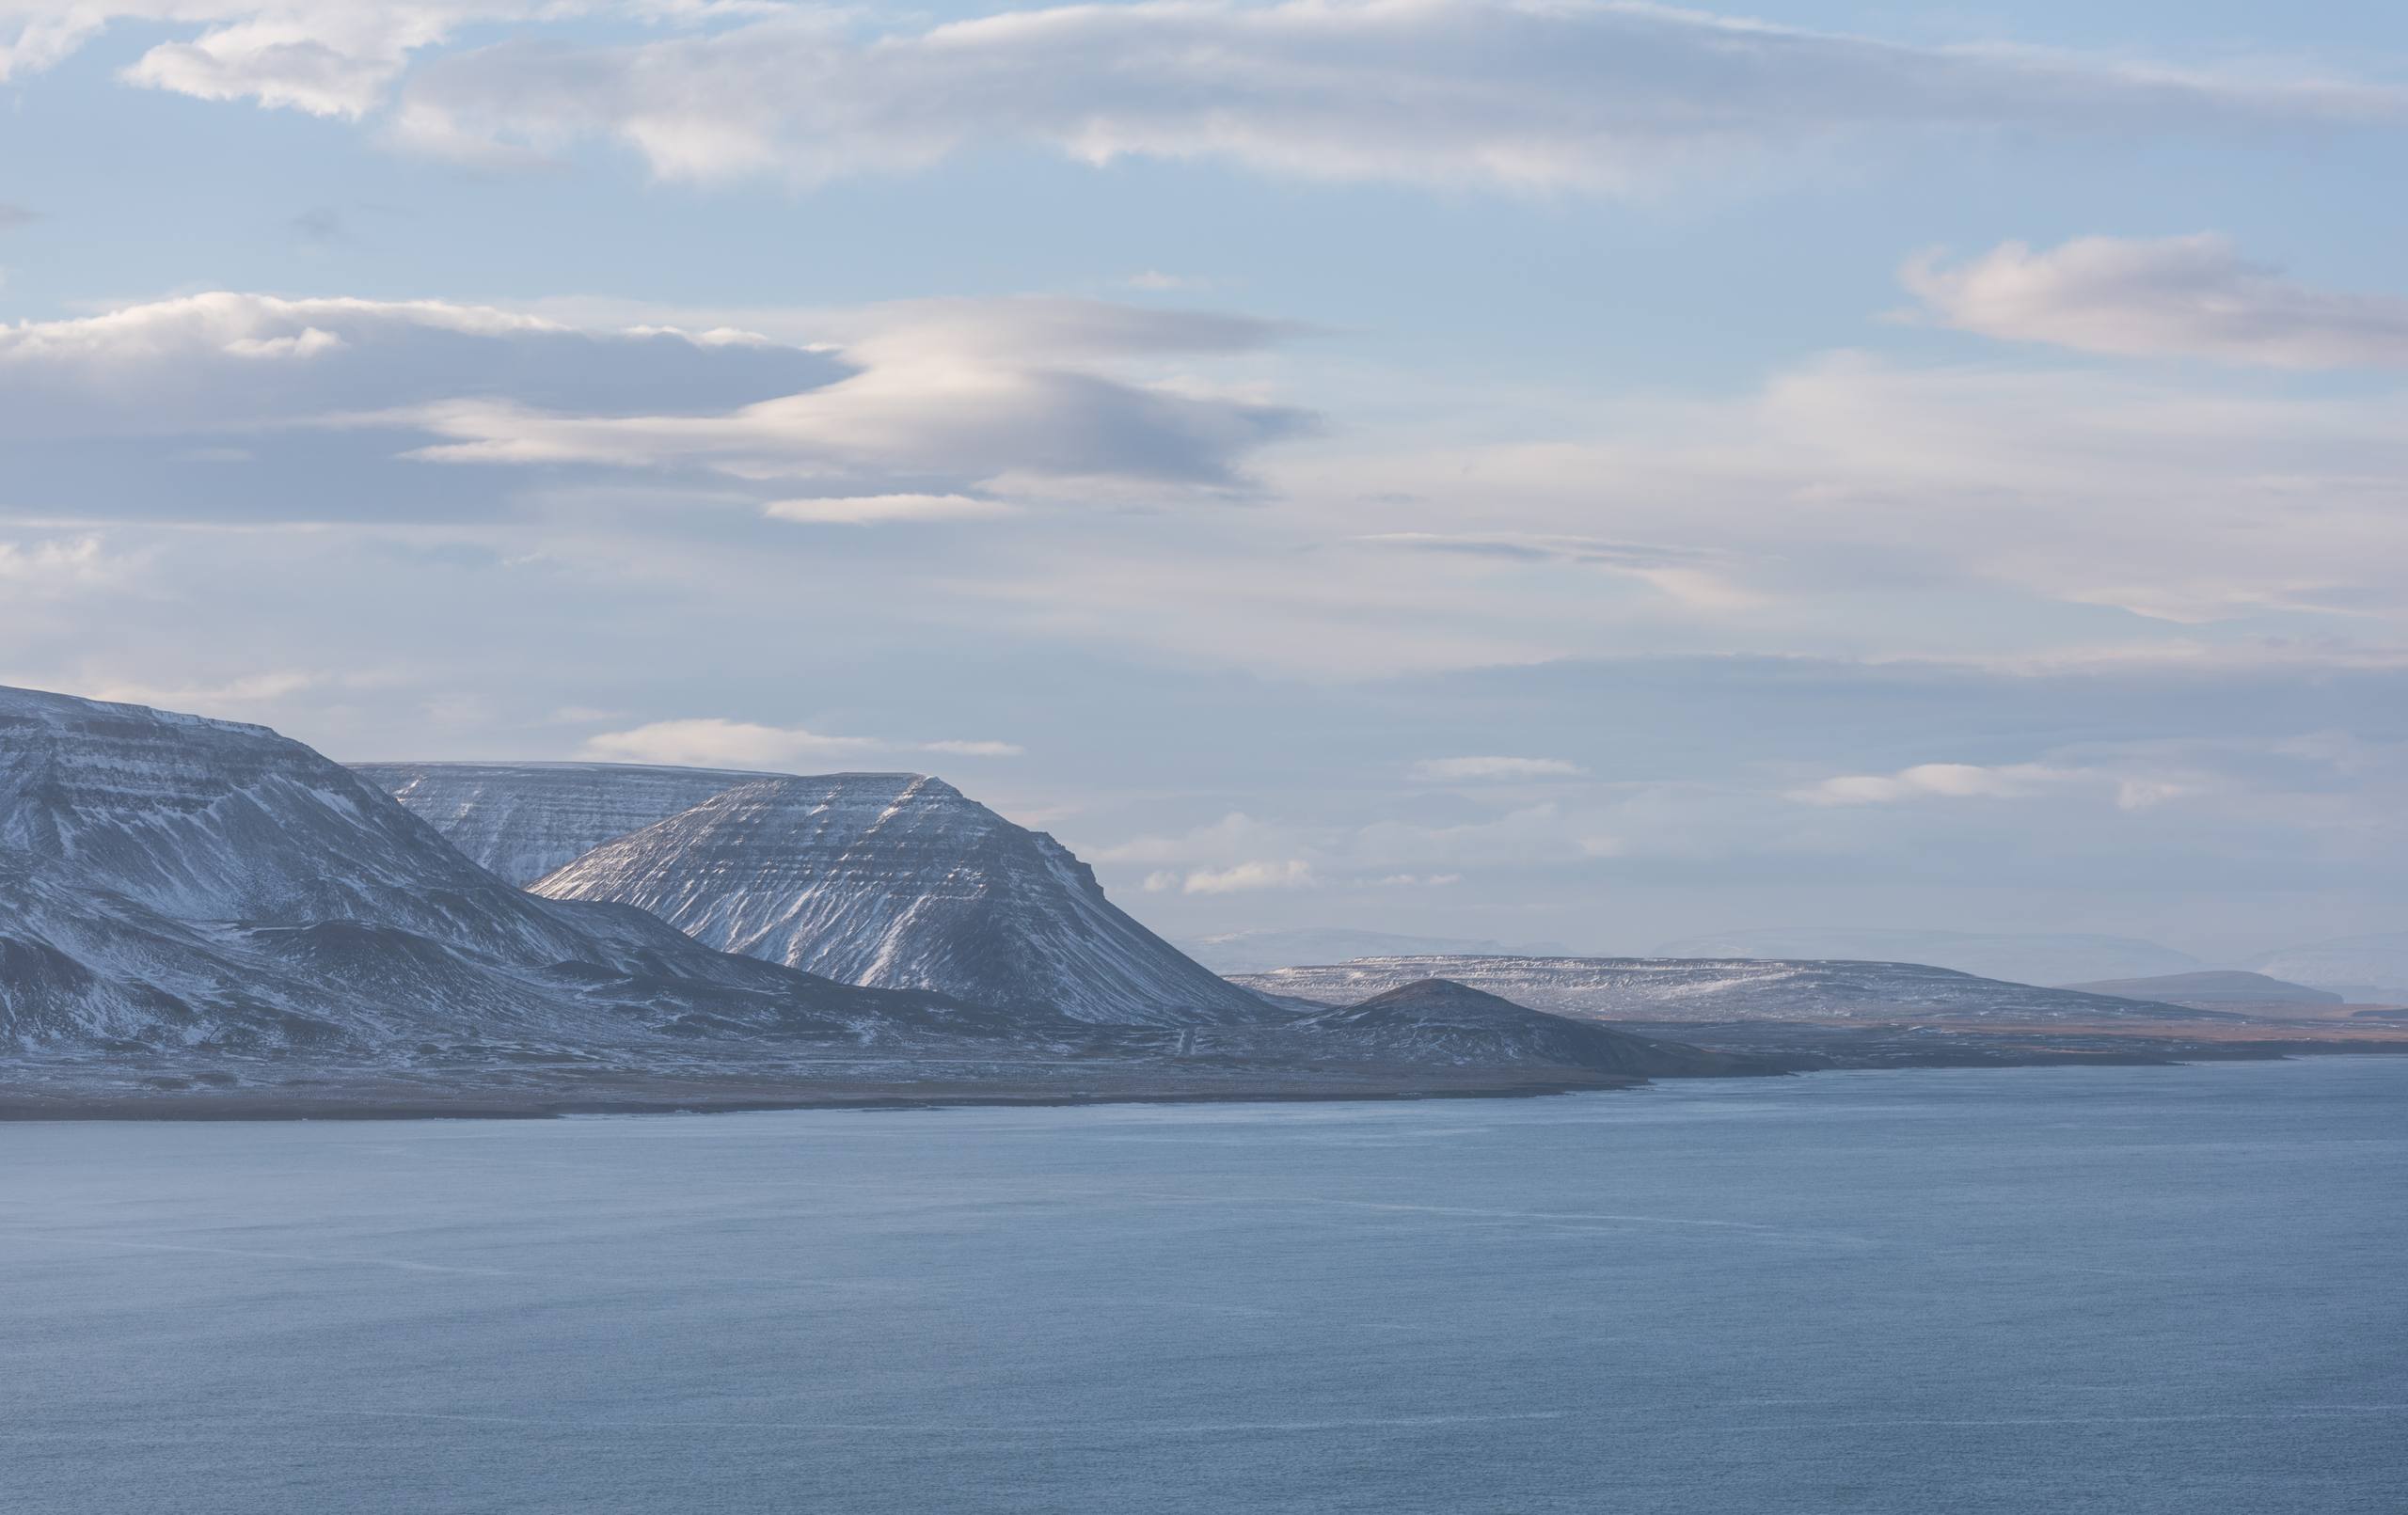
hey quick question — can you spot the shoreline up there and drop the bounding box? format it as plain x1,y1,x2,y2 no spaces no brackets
6,1037,2402,1123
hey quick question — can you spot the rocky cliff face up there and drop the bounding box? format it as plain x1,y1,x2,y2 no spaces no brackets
528,773,1273,1027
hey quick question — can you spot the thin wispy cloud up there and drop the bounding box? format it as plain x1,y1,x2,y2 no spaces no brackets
1411,756,1586,781
581,718,1022,770
1906,234,2408,368
7,3,2399,193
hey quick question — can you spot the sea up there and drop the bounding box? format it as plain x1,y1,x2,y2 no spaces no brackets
5,1058,2403,1513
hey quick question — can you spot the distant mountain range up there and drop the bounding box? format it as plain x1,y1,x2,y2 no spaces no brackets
1651,929,2203,988
3,685,1772,1110
1179,928,1566,975
1235,955,2228,1024
4,682,2388,1113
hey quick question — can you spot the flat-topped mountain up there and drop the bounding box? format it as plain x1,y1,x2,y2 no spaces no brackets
1297,979,1784,1078
1234,954,2229,1024
0,686,983,1057
526,773,1271,1026
354,761,774,886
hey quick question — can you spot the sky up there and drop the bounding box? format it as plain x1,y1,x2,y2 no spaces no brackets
2,0,2405,960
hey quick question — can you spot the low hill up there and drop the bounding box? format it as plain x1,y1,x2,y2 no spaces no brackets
1296,979,1788,1078
1234,955,2231,1025
2058,971,2343,1007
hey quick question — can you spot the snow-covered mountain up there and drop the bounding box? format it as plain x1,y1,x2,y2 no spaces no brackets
1233,955,2225,1024
1651,929,2201,988
0,686,985,1056
353,762,773,885
525,773,1272,1026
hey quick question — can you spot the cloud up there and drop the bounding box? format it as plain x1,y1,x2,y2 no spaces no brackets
763,493,1014,525
0,535,118,588
1172,860,1317,894
1786,759,2207,810
1790,761,2077,805
0,203,35,230
579,717,1022,768
0,2,562,118
387,1,2405,190
1360,532,1764,610
1126,271,1214,292
1905,234,2408,368
1410,755,1586,781
580,718,874,768
0,291,1308,521
22,4,2390,194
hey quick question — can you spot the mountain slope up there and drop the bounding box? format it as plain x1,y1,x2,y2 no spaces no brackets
1233,955,2232,1024
0,686,986,1057
1296,979,1784,1077
528,774,1270,1027
354,761,771,886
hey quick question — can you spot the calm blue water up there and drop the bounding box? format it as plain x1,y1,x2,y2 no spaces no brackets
4,1060,2404,1514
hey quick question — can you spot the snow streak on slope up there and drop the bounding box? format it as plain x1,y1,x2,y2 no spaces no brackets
0,686,981,1054
356,762,773,885
1233,955,2226,1024
531,774,1272,1027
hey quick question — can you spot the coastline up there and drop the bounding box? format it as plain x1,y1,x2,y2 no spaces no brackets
7,1034,2401,1122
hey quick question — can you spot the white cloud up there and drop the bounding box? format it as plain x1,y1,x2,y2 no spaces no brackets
18,4,2390,194
1790,762,2076,806
75,669,331,719
1410,755,1586,781
1373,872,1462,887
764,493,1014,525
388,2,2405,190
1905,234,2408,368
0,291,1308,516
0,535,118,587
1177,860,1316,894
579,717,1022,768
1358,532,1763,610
579,718,876,768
